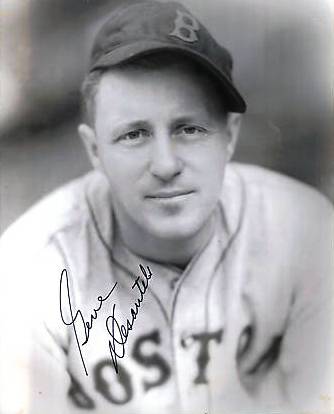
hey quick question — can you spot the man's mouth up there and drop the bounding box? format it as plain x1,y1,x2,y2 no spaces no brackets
145,189,195,200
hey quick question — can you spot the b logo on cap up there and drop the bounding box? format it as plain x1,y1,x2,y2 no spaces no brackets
169,10,200,43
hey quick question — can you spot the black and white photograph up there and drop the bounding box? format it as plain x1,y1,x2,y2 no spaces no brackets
0,0,333,413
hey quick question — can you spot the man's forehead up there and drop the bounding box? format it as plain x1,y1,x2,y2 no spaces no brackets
94,62,224,119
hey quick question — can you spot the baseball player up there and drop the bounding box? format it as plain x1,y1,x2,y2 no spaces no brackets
0,1,333,414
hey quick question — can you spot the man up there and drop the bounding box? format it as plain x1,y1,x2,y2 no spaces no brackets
0,1,333,414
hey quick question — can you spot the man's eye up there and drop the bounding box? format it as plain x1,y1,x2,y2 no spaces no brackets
118,129,150,143
178,125,207,136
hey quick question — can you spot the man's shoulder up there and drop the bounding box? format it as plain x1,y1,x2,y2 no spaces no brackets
224,163,333,294
229,162,333,211
0,170,106,255
226,162,333,233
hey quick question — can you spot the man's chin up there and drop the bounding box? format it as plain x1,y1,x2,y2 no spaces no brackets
145,216,205,242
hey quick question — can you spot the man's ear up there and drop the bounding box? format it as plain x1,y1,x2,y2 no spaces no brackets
225,113,242,161
78,124,100,169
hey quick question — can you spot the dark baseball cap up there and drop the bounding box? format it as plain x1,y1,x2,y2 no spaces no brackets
89,0,246,113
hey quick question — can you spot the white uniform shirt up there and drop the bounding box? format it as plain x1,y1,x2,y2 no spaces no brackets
0,163,333,414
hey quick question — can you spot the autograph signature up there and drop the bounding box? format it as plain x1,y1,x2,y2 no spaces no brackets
59,264,152,376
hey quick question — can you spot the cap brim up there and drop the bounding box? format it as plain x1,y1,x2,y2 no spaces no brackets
90,40,246,113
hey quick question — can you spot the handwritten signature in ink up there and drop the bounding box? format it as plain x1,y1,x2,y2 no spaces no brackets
59,264,152,376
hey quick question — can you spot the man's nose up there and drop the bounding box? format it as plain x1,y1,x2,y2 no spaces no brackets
149,133,182,181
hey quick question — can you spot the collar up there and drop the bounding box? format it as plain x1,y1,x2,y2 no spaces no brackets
84,163,245,264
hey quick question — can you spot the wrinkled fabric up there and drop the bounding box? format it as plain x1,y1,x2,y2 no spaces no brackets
0,163,333,414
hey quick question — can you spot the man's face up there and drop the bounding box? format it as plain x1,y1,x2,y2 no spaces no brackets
80,63,240,241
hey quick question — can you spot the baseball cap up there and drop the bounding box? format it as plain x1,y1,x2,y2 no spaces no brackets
89,0,246,113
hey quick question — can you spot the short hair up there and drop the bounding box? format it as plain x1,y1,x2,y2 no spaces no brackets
81,51,229,127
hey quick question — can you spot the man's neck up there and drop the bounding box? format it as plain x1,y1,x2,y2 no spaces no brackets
114,215,216,269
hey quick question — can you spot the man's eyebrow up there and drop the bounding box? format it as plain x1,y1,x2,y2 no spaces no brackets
170,114,210,127
111,120,151,136
109,114,212,137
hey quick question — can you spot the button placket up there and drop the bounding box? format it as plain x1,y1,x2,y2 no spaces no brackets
170,232,226,413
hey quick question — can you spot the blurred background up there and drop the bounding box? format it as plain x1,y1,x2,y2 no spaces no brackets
0,0,333,234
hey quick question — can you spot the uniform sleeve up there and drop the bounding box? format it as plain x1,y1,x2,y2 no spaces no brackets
0,229,72,414
279,195,334,411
